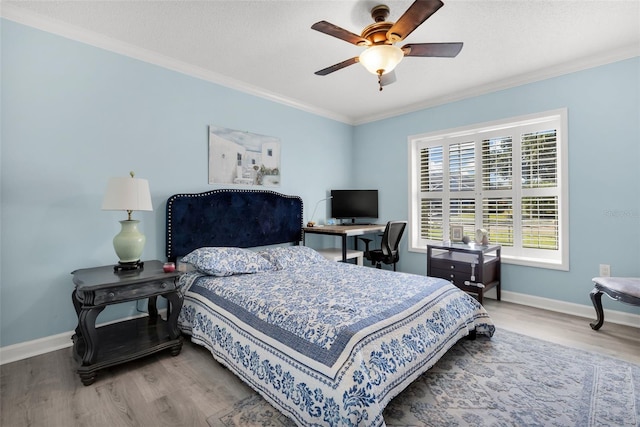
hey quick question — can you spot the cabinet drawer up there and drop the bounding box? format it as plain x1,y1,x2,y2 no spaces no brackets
429,259,473,273
429,252,478,273
93,280,176,305
429,268,468,286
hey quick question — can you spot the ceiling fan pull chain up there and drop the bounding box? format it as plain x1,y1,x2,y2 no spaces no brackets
377,70,384,91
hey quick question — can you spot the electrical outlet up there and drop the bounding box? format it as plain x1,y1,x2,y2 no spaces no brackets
599,264,611,277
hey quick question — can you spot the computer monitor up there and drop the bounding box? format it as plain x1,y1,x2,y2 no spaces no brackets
330,190,379,223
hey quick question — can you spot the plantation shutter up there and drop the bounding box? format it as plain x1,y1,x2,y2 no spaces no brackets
420,146,444,240
520,129,559,250
522,129,558,188
409,109,566,269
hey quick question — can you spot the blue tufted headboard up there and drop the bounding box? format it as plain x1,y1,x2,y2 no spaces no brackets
166,189,303,261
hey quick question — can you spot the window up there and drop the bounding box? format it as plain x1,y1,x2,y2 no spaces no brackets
408,109,568,270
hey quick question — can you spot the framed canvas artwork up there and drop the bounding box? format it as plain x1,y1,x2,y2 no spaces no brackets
208,126,281,187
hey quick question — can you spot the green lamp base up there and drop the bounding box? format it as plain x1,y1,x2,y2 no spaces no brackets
113,220,146,268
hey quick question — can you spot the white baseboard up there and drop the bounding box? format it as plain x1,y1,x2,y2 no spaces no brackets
1,295,638,365
485,289,640,328
0,310,165,366
0,330,74,366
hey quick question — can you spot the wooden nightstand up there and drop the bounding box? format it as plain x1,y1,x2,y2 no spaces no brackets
427,243,501,304
71,260,183,385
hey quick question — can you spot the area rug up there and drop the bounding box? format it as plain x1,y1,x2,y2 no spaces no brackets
207,329,640,426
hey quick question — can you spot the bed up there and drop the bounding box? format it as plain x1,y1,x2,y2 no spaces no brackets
166,189,495,427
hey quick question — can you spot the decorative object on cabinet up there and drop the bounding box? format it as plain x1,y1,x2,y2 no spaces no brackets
101,171,153,271
450,225,464,242
427,243,501,304
71,260,183,385
475,228,489,245
208,126,281,187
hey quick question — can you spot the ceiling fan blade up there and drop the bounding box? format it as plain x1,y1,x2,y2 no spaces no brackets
311,21,369,46
314,57,360,76
402,42,463,57
380,70,397,86
387,0,444,42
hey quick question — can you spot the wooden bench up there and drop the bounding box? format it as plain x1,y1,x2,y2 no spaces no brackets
589,277,640,330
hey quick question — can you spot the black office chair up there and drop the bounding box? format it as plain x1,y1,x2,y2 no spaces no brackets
358,221,407,271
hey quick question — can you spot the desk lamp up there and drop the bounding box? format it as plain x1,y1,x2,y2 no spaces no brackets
307,196,332,227
102,171,153,271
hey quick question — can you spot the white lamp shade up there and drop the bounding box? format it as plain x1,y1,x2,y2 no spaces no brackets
358,45,404,75
102,177,153,212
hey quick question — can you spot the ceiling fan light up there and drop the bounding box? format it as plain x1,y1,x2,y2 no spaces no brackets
359,45,404,75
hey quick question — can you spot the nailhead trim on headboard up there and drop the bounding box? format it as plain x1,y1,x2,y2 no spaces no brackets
166,189,303,261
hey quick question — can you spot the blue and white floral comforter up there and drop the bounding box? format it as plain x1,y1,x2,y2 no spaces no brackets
178,260,494,426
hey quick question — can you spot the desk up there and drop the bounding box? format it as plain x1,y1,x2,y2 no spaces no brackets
316,248,364,265
303,224,386,262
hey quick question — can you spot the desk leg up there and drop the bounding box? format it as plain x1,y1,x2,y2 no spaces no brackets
496,248,502,301
341,235,347,262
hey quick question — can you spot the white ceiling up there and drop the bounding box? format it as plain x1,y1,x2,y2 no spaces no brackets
3,0,639,124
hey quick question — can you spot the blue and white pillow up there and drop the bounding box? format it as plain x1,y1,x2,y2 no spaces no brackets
182,247,275,276
259,246,327,270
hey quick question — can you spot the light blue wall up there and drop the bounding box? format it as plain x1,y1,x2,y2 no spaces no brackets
2,19,638,348
353,57,640,314
0,20,353,347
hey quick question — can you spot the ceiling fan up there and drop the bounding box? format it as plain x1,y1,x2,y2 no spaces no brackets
311,0,462,90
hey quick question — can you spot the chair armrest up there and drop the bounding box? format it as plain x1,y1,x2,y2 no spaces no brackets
358,237,373,253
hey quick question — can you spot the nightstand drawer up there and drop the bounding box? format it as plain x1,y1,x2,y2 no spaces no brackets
430,268,469,287
93,280,176,305
429,252,478,273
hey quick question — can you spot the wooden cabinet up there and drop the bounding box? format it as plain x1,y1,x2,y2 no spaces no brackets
71,260,183,385
427,243,501,304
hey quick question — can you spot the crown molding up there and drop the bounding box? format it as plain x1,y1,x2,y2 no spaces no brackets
3,4,638,127
354,44,640,125
0,4,354,125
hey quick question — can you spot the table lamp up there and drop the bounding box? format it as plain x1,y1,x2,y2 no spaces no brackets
307,196,332,227
101,171,153,271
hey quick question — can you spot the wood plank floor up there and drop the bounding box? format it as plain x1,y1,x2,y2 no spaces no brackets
1,300,638,426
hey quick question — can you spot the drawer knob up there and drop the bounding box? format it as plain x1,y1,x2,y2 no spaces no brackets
450,265,454,269
108,292,115,298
